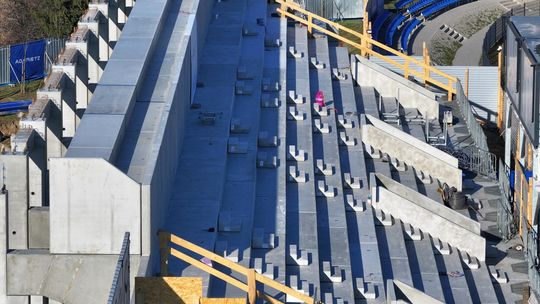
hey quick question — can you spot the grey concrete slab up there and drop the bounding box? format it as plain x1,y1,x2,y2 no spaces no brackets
85,85,136,114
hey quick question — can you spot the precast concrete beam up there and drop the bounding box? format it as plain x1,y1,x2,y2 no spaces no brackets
66,27,90,110
53,48,78,139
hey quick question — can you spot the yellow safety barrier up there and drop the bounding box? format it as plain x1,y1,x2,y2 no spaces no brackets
276,0,458,99
159,231,316,304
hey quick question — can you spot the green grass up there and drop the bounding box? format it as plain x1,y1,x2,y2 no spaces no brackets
336,19,363,55
0,80,42,102
430,39,462,66
454,8,504,38
384,0,400,10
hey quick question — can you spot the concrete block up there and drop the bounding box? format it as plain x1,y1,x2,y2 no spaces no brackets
317,180,337,198
365,144,381,159
227,137,248,154
264,38,281,48
242,26,258,36
215,241,240,262
322,261,343,282
339,131,356,146
375,208,393,226
251,228,276,249
390,157,407,172
461,251,480,270
288,244,310,266
404,223,422,241
29,207,49,249
288,145,307,162
343,173,362,189
288,166,307,183
261,78,280,92
310,57,326,69
288,46,304,58
230,118,251,134
345,194,364,212
489,265,509,284
433,238,451,255
337,114,353,128
235,81,253,95
288,106,306,121
316,159,334,176
355,278,377,299
313,103,330,117
258,131,279,147
313,119,330,134
261,94,280,108
332,68,348,81
257,152,278,168
287,91,305,104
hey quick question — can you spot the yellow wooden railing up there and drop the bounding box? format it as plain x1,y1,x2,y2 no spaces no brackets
276,0,458,99
159,231,315,304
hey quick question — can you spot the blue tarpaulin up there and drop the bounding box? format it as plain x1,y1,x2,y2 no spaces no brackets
0,99,32,115
9,39,46,83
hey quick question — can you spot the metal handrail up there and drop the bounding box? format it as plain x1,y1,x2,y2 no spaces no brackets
275,0,458,98
159,231,315,304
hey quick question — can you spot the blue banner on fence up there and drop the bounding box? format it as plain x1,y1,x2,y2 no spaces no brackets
9,39,46,83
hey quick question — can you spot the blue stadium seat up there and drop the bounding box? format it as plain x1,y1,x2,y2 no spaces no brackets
385,13,408,48
372,11,392,41
407,0,438,15
400,18,421,53
395,0,417,10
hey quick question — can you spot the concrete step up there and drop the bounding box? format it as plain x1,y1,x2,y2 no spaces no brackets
489,265,509,284
433,237,451,255
288,244,310,266
375,208,394,226
251,228,276,249
215,241,241,263
322,261,344,283
404,222,423,241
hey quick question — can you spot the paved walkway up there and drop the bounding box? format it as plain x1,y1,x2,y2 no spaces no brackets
410,0,505,66
452,24,491,65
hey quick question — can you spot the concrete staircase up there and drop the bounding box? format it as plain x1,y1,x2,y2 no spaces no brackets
168,3,510,303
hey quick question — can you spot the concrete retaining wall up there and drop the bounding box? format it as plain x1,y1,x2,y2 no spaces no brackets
49,158,141,254
362,114,462,190
373,173,485,261
350,54,439,120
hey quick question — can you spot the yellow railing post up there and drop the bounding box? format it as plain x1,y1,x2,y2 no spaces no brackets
497,48,504,129
307,14,313,34
247,269,257,304
362,9,369,57
158,230,171,276
448,80,454,101
423,42,428,85
465,68,469,98
404,60,410,79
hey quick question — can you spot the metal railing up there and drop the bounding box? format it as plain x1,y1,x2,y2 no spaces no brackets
497,159,517,240
460,145,498,178
159,231,315,304
455,81,489,151
276,0,458,99
527,227,540,298
108,232,131,304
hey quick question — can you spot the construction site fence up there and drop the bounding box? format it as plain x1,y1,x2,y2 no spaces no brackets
108,232,131,304
456,81,489,151
497,159,517,240
0,37,66,86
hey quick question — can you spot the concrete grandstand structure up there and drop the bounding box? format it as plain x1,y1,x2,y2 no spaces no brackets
0,0,534,303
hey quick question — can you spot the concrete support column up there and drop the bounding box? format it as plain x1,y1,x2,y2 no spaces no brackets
37,74,65,159
87,3,109,80
118,0,127,26
108,0,120,54
52,52,77,140
78,11,101,87
0,194,7,304
66,28,90,112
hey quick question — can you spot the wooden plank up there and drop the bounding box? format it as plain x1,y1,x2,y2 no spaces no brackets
135,277,201,304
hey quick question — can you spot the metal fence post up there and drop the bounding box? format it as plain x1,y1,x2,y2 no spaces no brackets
159,230,171,276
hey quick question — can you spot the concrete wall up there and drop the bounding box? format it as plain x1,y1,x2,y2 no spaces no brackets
49,158,141,254
351,54,439,120
373,173,485,260
362,114,462,190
